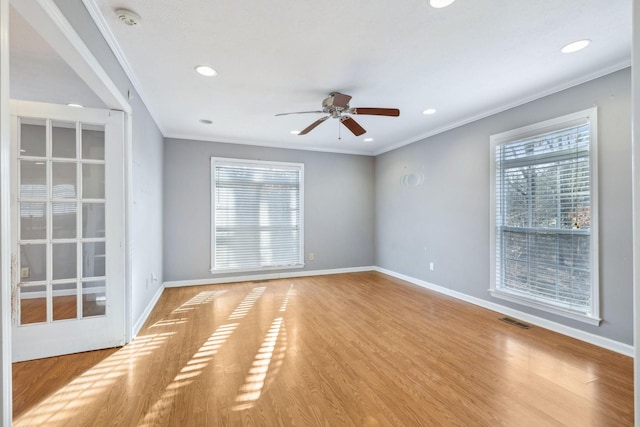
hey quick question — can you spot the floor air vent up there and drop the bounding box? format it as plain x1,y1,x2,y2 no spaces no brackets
499,317,531,329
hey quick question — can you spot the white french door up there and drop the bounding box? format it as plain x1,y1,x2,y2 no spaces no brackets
10,100,125,362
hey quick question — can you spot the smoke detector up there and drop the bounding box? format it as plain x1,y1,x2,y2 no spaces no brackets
115,9,141,26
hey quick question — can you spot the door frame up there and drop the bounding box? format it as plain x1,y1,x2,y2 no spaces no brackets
1,0,133,422
633,1,640,423
0,1,11,424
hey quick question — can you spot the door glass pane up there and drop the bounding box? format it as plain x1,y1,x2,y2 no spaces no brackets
52,162,77,199
83,203,105,238
83,242,105,278
82,164,105,199
52,243,77,280
52,202,77,239
83,280,105,317
20,120,46,157
53,282,77,321
20,244,46,282
20,160,46,199
16,115,114,332
20,202,46,240
52,121,76,159
82,125,105,160
20,285,47,324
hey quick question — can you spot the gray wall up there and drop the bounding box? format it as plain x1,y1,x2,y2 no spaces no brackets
55,0,165,328
375,68,632,344
9,7,105,109
163,139,375,282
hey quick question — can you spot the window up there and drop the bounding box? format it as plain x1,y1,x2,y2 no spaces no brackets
210,158,304,273
490,108,599,325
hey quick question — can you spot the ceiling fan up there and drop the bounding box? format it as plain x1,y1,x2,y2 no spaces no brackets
276,92,400,136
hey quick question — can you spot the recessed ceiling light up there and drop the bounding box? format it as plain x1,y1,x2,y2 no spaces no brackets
561,39,591,54
364,138,374,142
67,103,84,108
200,119,213,124
290,130,300,135
430,0,455,8
195,65,217,77
423,108,437,115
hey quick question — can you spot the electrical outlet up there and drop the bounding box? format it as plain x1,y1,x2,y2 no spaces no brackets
309,252,315,261
429,262,434,271
20,267,29,278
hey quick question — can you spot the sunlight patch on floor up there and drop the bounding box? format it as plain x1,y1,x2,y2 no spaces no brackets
172,290,226,314
149,318,189,328
232,316,287,411
279,284,295,312
139,286,267,425
14,331,174,427
228,287,266,319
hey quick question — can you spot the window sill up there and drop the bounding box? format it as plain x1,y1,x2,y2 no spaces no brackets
490,290,601,326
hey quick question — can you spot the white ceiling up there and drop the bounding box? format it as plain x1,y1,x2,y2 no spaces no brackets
85,0,630,155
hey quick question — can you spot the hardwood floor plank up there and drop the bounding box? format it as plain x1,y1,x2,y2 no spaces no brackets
12,272,634,426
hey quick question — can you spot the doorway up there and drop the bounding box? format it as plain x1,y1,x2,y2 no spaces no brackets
0,0,134,422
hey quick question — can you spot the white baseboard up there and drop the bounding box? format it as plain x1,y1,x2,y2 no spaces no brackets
163,266,375,288
132,284,165,338
374,266,634,357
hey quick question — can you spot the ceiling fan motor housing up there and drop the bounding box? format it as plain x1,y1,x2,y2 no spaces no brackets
322,93,350,115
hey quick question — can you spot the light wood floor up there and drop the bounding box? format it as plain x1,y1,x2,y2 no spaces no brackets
20,295,105,324
12,272,633,426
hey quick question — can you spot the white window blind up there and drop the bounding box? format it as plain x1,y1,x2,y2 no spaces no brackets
211,158,304,273
490,108,599,324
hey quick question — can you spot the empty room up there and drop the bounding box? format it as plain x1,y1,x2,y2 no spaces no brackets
1,0,638,426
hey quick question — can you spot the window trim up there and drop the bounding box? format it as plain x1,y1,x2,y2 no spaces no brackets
210,157,305,274
489,108,600,325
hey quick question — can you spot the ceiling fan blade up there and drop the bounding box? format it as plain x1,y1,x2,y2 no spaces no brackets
299,116,330,135
340,116,366,136
275,110,323,116
331,93,352,109
349,107,400,117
